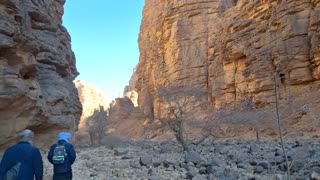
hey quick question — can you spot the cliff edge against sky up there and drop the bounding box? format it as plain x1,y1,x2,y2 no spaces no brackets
0,0,81,149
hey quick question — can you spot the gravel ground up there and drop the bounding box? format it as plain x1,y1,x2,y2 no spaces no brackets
42,140,320,180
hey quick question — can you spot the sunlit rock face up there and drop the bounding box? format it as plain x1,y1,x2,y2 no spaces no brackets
107,96,146,140
0,0,82,150
134,0,320,118
125,68,139,107
75,80,146,144
74,80,110,145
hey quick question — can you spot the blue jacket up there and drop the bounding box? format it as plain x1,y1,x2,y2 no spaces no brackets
0,141,43,180
47,140,76,174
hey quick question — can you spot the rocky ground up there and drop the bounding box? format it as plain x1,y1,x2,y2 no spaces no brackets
42,140,320,180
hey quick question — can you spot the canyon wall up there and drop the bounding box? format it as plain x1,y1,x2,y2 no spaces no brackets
74,80,110,145
134,0,320,120
75,80,110,131
0,0,81,150
74,80,147,144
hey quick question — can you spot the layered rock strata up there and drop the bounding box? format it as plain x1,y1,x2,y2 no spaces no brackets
134,0,320,119
0,0,81,150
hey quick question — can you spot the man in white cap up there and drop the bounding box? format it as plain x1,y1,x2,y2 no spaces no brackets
0,129,43,180
47,132,76,180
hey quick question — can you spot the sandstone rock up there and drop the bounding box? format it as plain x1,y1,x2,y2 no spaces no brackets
114,148,129,156
105,96,146,141
287,146,312,161
186,166,198,179
140,155,153,166
75,80,110,129
132,0,320,131
249,144,260,154
110,97,135,119
254,166,264,174
290,160,305,172
215,168,239,180
274,156,285,164
206,156,224,167
124,90,139,107
0,0,81,150
184,151,202,165
113,161,130,169
258,161,271,170
149,175,162,180
74,80,110,145
236,163,247,169
129,160,141,168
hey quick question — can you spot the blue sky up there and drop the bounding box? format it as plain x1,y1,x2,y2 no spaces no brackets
63,0,145,99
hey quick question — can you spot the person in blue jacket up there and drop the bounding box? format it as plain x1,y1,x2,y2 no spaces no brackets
0,129,43,180
47,132,76,180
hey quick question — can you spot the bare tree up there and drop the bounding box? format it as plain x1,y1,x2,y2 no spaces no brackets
156,85,208,152
86,105,108,145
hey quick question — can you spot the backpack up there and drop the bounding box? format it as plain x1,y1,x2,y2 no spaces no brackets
52,143,67,164
3,162,21,180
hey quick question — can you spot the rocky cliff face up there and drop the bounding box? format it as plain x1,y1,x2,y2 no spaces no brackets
75,80,111,130
0,0,81,149
135,0,320,119
74,80,147,144
74,80,110,145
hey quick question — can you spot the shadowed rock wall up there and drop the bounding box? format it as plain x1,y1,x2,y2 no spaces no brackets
0,0,82,150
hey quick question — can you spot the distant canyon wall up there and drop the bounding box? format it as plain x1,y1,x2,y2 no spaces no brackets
75,80,146,143
134,0,320,119
74,80,111,145
0,0,81,149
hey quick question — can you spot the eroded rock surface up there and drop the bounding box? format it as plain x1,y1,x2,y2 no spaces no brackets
0,0,81,150
74,80,147,143
134,0,320,117
74,80,111,145
75,80,110,130
107,96,146,141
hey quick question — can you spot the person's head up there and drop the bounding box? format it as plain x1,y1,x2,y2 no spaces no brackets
19,129,34,144
58,132,72,142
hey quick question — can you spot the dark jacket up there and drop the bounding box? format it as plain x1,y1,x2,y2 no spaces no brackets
47,140,76,174
0,141,43,180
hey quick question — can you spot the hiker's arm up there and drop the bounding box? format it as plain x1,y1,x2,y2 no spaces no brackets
69,145,76,165
0,149,11,179
33,148,43,180
47,145,54,164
